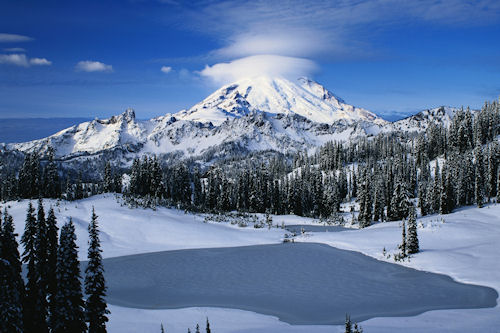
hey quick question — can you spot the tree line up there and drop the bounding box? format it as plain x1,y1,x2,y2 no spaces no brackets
0,200,109,333
1,100,499,227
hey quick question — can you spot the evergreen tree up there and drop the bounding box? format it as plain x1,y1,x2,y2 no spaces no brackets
357,169,372,228
0,209,24,333
51,219,86,333
21,201,48,333
497,169,500,203
388,180,411,221
104,161,113,193
43,147,60,198
36,198,49,301
407,205,419,254
431,161,441,213
474,141,485,208
206,317,211,333
161,323,165,333
399,219,407,258
345,314,352,333
85,207,110,333
353,323,363,333
46,207,59,323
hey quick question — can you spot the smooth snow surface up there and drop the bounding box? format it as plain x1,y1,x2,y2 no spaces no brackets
176,76,386,126
98,243,496,325
4,196,500,332
2,195,285,260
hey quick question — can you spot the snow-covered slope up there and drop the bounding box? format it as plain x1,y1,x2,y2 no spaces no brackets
4,77,470,165
5,76,390,162
176,76,387,126
389,106,464,132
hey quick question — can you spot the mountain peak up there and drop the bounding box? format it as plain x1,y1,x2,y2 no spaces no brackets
175,76,386,126
122,108,136,122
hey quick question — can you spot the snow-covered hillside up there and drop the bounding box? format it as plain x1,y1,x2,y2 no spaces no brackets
4,76,391,163
2,195,499,332
3,76,473,166
1,195,285,260
388,106,458,132
176,76,386,126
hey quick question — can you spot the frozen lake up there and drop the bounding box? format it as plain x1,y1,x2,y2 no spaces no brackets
100,243,497,325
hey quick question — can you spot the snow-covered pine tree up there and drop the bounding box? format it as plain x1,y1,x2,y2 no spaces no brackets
75,171,84,200
474,141,485,208
0,209,24,333
357,169,372,228
195,323,200,333
388,179,411,221
497,168,500,203
353,323,363,333
407,205,419,254
46,207,59,324
399,219,407,258
85,207,109,333
21,201,48,333
103,161,113,193
43,147,60,198
439,163,451,214
345,314,352,333
373,181,385,222
51,219,86,333
206,317,211,333
36,198,49,297
427,160,439,213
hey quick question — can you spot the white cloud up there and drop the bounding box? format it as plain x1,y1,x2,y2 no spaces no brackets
4,47,26,53
75,60,113,72
0,33,33,43
0,53,52,67
160,66,172,73
199,54,317,85
0,53,29,66
183,0,500,63
214,31,330,59
30,58,52,66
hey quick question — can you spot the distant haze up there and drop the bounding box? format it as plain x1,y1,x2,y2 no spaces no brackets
0,118,90,143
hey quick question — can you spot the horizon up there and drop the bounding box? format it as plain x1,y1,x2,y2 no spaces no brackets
1,1,499,121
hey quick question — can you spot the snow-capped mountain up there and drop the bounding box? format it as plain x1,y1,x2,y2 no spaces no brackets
176,76,387,126
5,76,391,164
389,106,473,133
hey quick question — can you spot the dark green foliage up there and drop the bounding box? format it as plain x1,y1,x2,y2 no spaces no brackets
206,317,211,333
85,207,110,333
474,141,485,208
51,219,86,333
21,201,48,333
345,314,352,333
399,219,407,258
407,205,419,254
388,180,411,221
46,207,59,326
43,147,60,198
0,209,24,333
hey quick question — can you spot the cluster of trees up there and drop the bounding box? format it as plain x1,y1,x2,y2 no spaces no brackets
395,205,420,260
1,100,499,228
0,200,109,333
0,150,122,202
345,314,363,333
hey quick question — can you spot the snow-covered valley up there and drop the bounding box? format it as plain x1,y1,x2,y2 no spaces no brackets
2,195,499,332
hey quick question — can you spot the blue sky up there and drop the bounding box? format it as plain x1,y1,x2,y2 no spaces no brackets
0,0,499,121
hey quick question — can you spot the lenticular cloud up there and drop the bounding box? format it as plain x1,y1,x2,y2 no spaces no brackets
199,54,317,85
